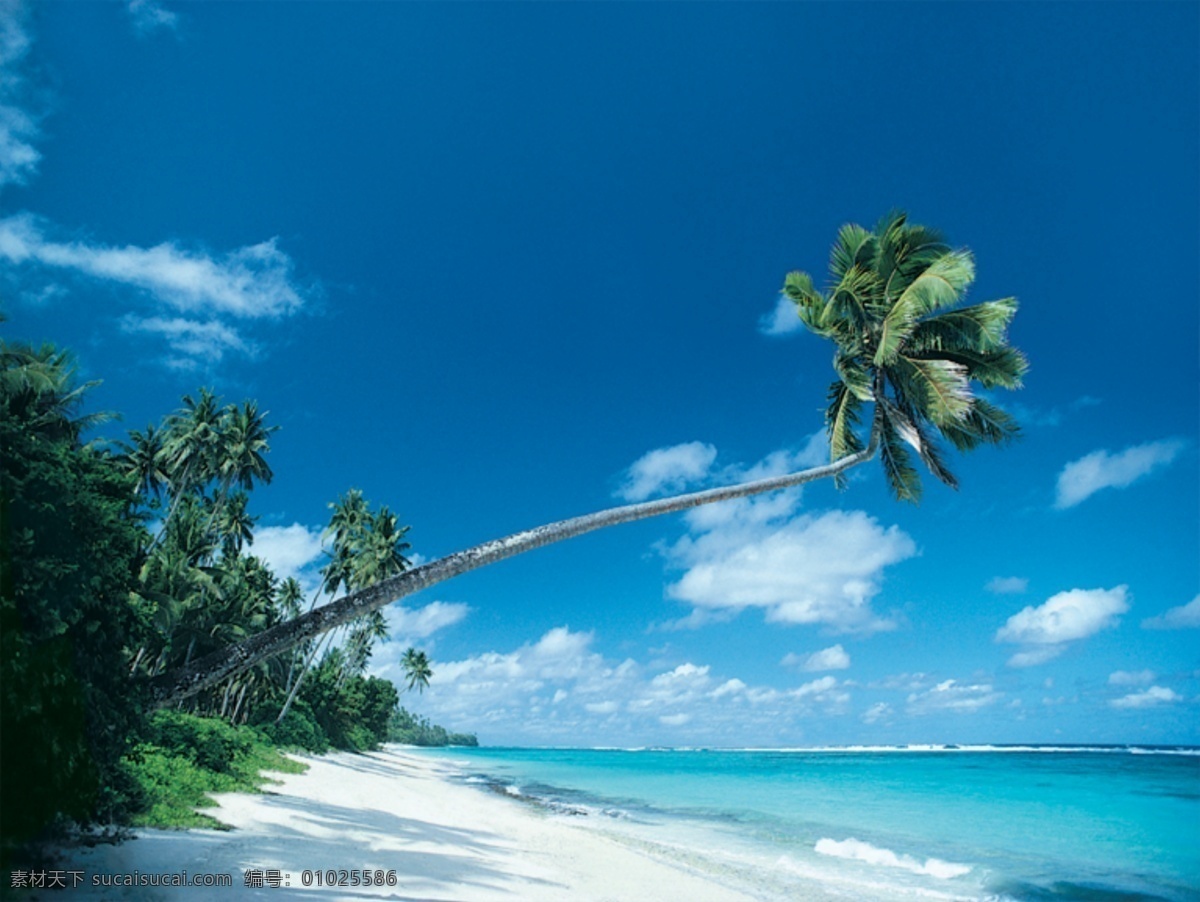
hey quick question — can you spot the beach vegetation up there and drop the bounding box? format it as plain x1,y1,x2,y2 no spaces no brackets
0,335,441,849
388,707,479,747
125,711,306,830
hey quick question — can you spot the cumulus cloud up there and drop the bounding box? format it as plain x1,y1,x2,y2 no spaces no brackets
666,494,915,633
617,441,717,502
1054,440,1184,509
906,679,1002,715
986,576,1028,595
996,587,1128,668
383,601,470,644
1110,686,1182,710
387,627,854,745
784,644,851,672
253,523,325,589
759,294,804,336
1142,595,1200,630
1006,646,1065,669
128,0,179,35
617,436,831,507
861,701,892,724
1108,670,1155,687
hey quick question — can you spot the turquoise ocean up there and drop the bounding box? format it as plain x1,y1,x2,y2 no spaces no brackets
415,745,1199,901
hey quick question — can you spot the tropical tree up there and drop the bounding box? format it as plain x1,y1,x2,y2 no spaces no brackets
275,493,410,722
1,338,149,839
148,212,1027,708
117,423,169,506
401,648,432,694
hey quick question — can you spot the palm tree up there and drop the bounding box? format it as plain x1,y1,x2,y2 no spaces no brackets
148,212,1026,708
275,493,408,721
401,648,432,694
204,400,276,537
117,424,164,494
158,388,224,531
785,210,1026,501
0,340,112,443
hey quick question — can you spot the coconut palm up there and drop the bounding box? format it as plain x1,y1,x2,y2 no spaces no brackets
401,648,432,694
148,212,1026,708
158,388,224,530
117,424,170,504
785,210,1026,501
0,340,112,443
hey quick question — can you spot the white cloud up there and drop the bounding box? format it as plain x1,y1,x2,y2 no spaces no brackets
986,576,1028,595
996,586,1129,647
759,294,804,336
617,441,717,501
390,627,856,745
383,601,470,643
122,315,252,367
1054,440,1184,509
1110,686,1182,710
1142,595,1200,630
128,0,179,35
659,713,692,727
666,496,915,633
0,215,306,319
907,679,1002,715
784,644,851,672
861,701,892,724
1006,646,1065,668
253,523,325,587
0,2,38,192
1,214,313,365
1108,670,1155,687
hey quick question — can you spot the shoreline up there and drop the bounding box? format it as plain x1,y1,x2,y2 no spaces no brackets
37,746,768,901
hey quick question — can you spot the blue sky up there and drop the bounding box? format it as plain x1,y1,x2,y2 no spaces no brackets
3,1,1197,746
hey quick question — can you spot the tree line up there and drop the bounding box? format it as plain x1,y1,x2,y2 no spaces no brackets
0,339,467,853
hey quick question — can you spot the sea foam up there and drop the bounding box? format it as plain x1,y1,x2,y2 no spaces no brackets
814,837,971,880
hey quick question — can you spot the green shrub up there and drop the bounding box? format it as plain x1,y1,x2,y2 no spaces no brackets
146,711,256,773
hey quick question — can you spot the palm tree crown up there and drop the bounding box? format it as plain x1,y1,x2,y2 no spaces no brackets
401,648,432,694
784,210,1027,501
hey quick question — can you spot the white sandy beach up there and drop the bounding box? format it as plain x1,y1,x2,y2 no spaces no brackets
52,747,764,902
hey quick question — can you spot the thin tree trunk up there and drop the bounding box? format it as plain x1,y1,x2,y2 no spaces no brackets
275,628,335,724
230,680,249,724
148,447,875,708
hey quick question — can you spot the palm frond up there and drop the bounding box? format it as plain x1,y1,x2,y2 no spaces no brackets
829,223,877,283
826,264,880,333
921,346,1028,390
782,270,826,332
825,381,865,489
888,397,960,489
833,351,874,401
891,356,973,426
878,411,922,503
938,398,1021,451
910,297,1018,353
874,250,976,365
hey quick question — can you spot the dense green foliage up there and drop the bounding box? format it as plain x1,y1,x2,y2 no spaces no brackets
0,342,150,843
388,708,478,747
127,712,306,830
0,334,449,849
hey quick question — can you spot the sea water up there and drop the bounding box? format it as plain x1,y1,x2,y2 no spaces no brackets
413,745,1199,901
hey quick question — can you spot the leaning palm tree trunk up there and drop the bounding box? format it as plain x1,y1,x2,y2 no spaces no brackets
147,446,874,708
